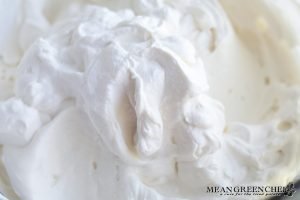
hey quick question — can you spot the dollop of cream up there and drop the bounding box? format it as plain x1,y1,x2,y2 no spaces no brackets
0,0,300,200
0,98,41,146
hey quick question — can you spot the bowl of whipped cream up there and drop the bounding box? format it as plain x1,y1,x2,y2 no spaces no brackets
0,0,300,200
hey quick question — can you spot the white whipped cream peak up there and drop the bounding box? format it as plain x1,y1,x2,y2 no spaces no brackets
0,98,41,146
0,0,299,200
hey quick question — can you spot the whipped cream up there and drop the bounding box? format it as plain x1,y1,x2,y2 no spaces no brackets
0,0,300,200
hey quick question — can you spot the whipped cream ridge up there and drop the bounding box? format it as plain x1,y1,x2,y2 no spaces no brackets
0,0,300,199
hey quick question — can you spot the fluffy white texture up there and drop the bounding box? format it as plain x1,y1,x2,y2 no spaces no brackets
0,98,41,146
0,0,300,200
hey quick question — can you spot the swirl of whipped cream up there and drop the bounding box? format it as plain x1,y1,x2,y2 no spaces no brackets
15,4,221,163
3,3,227,199
0,0,300,200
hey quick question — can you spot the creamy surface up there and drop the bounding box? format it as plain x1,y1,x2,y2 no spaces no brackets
0,0,300,200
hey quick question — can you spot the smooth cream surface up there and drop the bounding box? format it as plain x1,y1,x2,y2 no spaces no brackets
0,0,300,200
